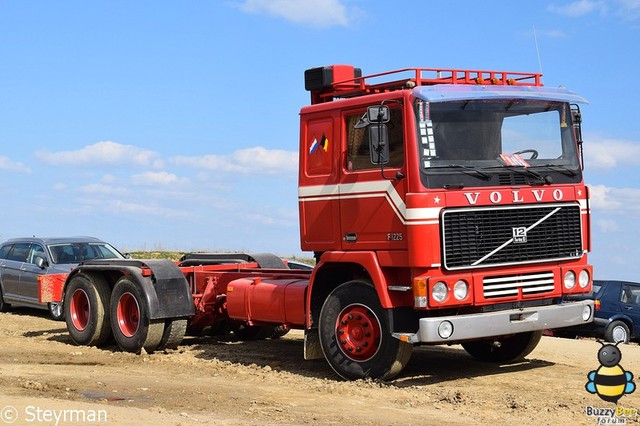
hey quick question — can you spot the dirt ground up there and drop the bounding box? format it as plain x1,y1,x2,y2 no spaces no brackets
0,308,639,426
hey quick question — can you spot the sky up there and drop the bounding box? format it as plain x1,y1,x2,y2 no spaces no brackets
0,0,639,280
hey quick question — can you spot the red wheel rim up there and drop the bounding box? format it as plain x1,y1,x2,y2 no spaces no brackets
70,289,90,331
335,304,382,361
117,292,140,338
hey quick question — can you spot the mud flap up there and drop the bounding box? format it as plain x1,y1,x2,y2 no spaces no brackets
304,328,323,360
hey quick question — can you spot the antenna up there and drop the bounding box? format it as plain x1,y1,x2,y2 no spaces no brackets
533,25,544,82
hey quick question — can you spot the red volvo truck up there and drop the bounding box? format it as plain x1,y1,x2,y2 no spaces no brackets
39,65,595,380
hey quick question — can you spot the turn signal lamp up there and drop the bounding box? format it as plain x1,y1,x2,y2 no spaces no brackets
414,278,427,308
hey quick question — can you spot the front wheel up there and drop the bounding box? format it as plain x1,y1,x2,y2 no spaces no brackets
461,331,543,363
604,320,630,344
318,281,413,380
0,286,11,312
109,278,164,353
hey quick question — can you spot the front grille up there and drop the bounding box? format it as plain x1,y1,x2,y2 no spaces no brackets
483,271,555,299
442,203,582,270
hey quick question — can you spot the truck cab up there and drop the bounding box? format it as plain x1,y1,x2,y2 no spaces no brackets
299,65,594,379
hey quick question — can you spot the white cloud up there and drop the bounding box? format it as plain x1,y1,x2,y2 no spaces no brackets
617,0,640,19
0,155,31,173
584,135,640,170
237,0,356,28
172,146,297,176
596,218,619,232
78,197,191,219
131,171,189,186
35,141,163,169
79,183,129,196
589,184,640,215
547,0,608,16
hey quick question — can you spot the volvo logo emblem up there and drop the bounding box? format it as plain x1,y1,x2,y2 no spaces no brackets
512,227,527,243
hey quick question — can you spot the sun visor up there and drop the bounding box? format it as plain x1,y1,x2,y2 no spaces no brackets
413,84,588,104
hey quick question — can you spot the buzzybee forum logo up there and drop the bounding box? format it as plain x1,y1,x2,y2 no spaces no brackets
586,341,636,403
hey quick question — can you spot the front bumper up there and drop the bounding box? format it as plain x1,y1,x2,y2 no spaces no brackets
393,300,594,343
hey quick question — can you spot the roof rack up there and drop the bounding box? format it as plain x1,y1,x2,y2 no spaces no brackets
305,65,543,104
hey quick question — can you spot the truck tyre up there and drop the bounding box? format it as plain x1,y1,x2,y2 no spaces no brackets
157,319,187,350
48,302,64,321
318,280,413,380
604,320,630,344
109,277,164,353
0,286,11,312
461,330,543,363
65,273,112,347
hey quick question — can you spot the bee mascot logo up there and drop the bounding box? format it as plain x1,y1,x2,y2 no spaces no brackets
586,341,636,403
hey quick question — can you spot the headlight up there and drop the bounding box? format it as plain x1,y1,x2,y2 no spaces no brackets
453,280,469,301
564,271,576,290
578,270,590,288
432,281,448,303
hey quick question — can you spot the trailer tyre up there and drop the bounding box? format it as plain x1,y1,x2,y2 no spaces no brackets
109,278,164,353
318,281,413,380
65,273,112,347
462,330,543,363
157,319,187,350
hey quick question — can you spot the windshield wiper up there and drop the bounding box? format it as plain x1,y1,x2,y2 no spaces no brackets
484,164,550,184
426,164,492,180
531,163,579,177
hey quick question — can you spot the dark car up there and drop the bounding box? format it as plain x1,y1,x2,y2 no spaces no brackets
0,237,125,320
554,280,640,343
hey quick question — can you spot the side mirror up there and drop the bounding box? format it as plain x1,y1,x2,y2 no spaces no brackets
369,123,390,164
367,105,390,123
34,256,48,269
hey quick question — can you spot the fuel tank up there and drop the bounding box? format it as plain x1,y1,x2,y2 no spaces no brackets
226,276,308,326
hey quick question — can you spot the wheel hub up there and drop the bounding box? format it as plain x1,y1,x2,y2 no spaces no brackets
70,289,90,331
336,304,381,361
117,292,140,338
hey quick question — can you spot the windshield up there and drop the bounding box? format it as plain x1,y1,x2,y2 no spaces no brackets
48,242,124,264
415,99,581,187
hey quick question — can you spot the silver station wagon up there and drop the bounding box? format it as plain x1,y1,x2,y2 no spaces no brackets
0,237,125,320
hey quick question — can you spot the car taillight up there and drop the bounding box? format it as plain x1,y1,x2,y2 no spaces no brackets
594,299,600,310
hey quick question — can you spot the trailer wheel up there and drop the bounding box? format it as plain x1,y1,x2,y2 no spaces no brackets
48,302,64,321
65,273,112,347
232,323,289,340
232,323,266,340
461,331,543,363
109,278,164,353
264,325,290,339
604,320,630,344
318,281,413,380
0,286,11,312
157,319,187,350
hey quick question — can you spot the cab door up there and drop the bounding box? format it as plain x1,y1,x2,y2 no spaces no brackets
339,104,408,251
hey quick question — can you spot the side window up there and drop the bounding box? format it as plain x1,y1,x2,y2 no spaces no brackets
6,243,30,262
622,284,640,306
27,244,46,264
346,107,404,171
0,244,12,260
